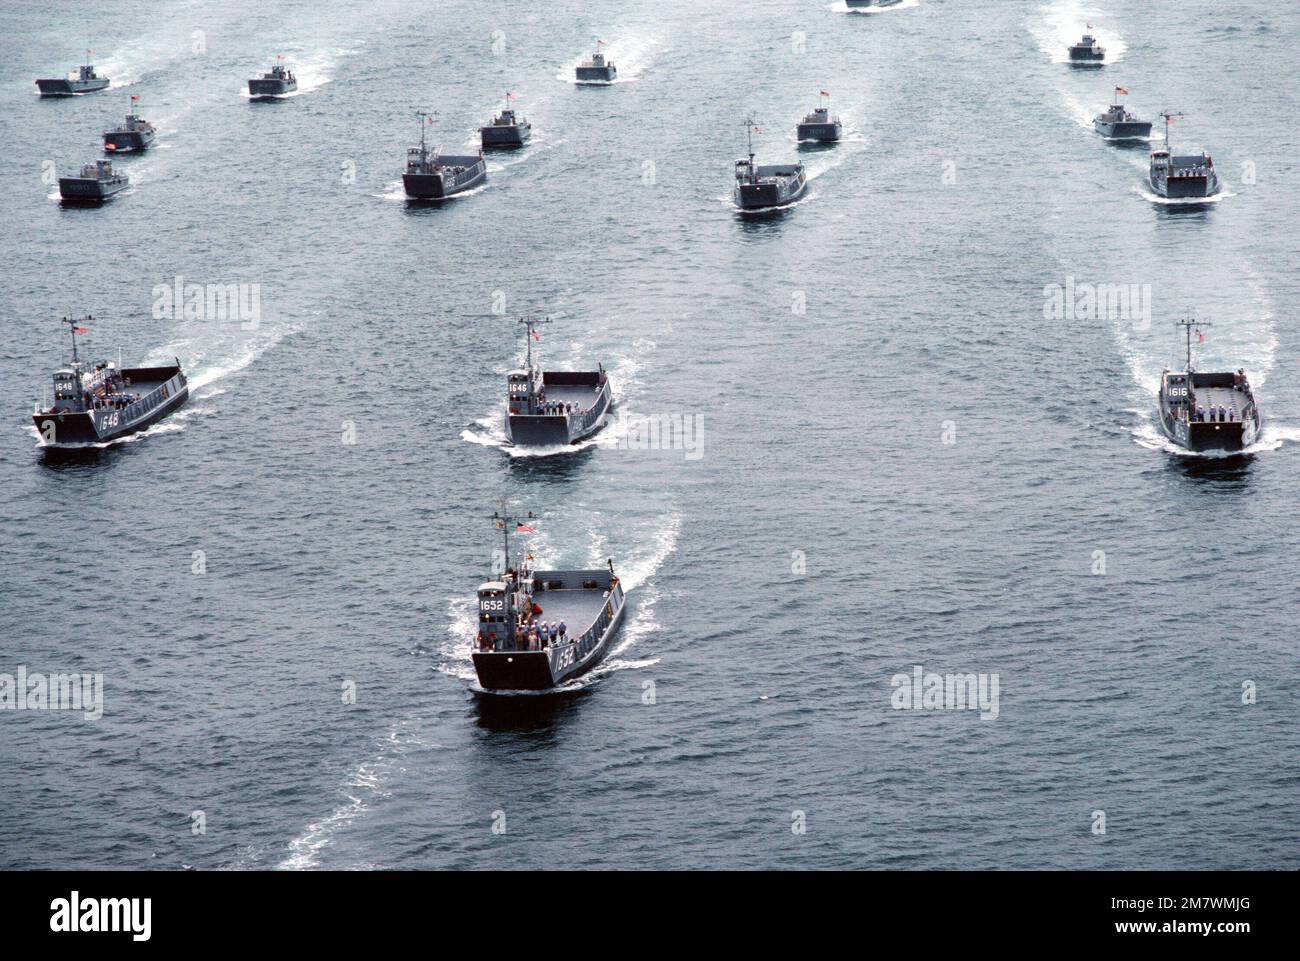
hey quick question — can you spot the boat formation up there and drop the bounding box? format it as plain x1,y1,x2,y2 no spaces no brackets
735,117,807,210
575,40,617,83
248,59,297,99
1158,320,1259,453
473,509,626,691
36,53,109,95
32,317,189,446
103,96,155,153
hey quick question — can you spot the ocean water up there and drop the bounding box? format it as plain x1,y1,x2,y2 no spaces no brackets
0,0,1297,870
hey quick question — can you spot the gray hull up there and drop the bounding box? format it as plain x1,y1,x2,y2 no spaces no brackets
104,129,155,153
248,78,296,98
404,155,487,199
797,121,841,142
481,124,530,148
1095,119,1151,139
33,367,188,445
735,166,807,210
37,78,109,95
58,176,128,200
472,570,626,691
575,67,617,82
1151,170,1219,199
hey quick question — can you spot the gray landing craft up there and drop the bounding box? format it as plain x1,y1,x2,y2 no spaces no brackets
403,111,487,199
845,0,904,8
480,93,531,148
1159,319,1259,453
1068,30,1106,64
1149,112,1219,200
103,97,156,153
505,317,612,447
32,317,188,446
796,93,842,143
59,160,128,201
248,60,297,99
734,117,807,210
36,54,109,95
575,40,617,83
1093,87,1151,140
472,508,626,692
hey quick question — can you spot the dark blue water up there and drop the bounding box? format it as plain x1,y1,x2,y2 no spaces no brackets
1,0,1297,869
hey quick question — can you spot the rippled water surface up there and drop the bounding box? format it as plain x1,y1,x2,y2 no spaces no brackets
1,0,1297,869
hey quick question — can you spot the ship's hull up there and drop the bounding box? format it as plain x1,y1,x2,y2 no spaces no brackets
1160,413,1258,453
103,129,155,153
404,157,488,199
797,121,842,142
37,78,109,95
1068,48,1105,64
248,79,296,98
575,66,617,83
1094,119,1151,139
845,0,903,7
1150,169,1220,199
33,369,188,446
481,123,531,148
506,373,612,446
58,176,128,200
472,574,627,691
734,172,807,210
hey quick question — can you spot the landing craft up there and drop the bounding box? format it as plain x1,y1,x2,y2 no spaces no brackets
1069,28,1106,65
248,57,297,99
403,110,487,199
32,316,188,446
480,92,531,148
36,52,109,95
505,317,612,446
1093,87,1152,140
796,91,842,143
575,40,617,83
734,116,807,210
1158,318,1260,453
103,96,156,153
59,160,128,202
1149,112,1219,199
471,507,626,691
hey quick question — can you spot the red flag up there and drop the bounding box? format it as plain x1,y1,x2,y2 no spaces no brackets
72,326,90,334
516,522,536,534
820,90,829,97
530,330,540,342
507,91,514,99
1196,330,1204,343
131,95,139,101
1116,87,1128,95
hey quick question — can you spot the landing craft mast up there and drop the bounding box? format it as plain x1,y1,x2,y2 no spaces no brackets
1175,316,1209,372
490,504,537,638
518,315,552,408
62,314,91,364
1160,110,1185,149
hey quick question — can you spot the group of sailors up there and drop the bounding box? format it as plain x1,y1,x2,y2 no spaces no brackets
1193,404,1238,423
538,400,574,416
90,390,142,411
514,618,568,651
